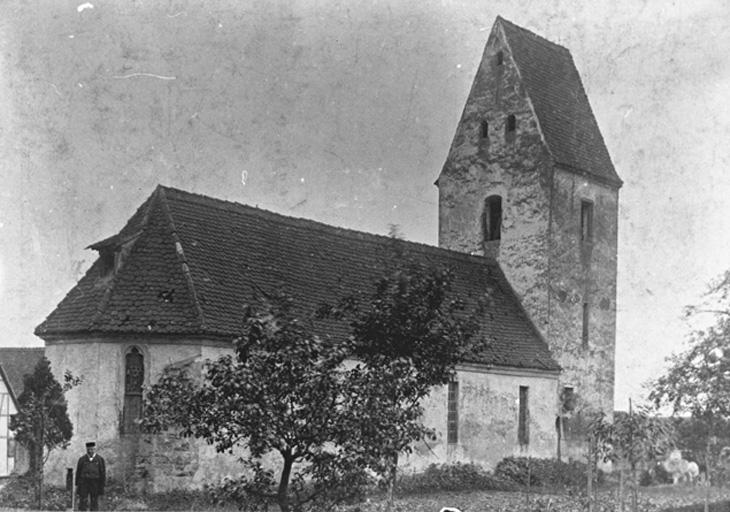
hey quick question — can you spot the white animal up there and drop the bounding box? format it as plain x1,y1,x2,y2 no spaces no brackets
439,508,462,512
662,449,698,484
687,461,700,481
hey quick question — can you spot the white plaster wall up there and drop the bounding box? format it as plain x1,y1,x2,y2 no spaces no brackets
407,365,558,472
43,338,234,486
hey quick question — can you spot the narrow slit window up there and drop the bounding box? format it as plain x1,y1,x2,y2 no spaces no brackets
447,380,459,445
582,303,590,348
581,200,594,242
482,195,502,242
518,386,529,446
506,114,517,141
480,120,489,140
496,50,504,66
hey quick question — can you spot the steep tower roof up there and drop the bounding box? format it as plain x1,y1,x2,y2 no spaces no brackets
440,17,622,187
36,185,559,372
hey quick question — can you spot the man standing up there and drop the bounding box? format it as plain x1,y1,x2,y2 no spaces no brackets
75,441,106,511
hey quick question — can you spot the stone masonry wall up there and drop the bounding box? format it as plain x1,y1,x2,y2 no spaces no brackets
438,23,553,336
547,168,618,418
437,22,620,461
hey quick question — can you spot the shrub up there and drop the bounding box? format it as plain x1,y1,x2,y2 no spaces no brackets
394,462,515,495
0,474,70,510
494,457,603,490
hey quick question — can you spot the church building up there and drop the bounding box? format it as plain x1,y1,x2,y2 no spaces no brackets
36,17,621,490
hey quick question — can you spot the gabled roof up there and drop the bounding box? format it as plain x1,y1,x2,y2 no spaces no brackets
36,185,559,372
0,348,45,404
496,17,621,186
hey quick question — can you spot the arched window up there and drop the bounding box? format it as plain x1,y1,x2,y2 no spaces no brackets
122,347,144,434
482,195,502,242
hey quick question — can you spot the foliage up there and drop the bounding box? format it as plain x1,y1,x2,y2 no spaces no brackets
9,357,77,464
319,241,481,505
650,270,730,486
143,293,373,512
393,463,516,495
650,271,730,420
9,356,81,509
595,409,675,470
0,474,70,511
494,457,600,490
144,245,478,512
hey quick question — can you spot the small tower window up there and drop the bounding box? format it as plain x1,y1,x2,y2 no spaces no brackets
580,200,594,242
447,379,459,445
506,114,517,139
480,120,489,140
482,195,502,242
582,303,590,348
496,50,504,66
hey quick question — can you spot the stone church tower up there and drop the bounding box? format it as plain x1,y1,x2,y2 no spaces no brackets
437,17,622,455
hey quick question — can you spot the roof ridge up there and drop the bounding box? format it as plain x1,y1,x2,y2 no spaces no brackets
157,187,208,331
159,185,496,267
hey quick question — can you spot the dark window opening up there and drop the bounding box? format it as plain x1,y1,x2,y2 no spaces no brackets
482,195,502,242
480,120,489,140
561,387,576,414
581,200,594,242
122,347,144,434
99,248,115,275
582,303,590,348
506,115,517,142
496,51,504,66
447,380,459,445
518,386,529,446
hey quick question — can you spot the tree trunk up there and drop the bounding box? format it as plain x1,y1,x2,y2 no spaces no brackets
617,468,624,512
631,462,638,512
705,440,711,512
277,451,294,512
385,453,398,512
587,446,594,512
36,409,45,510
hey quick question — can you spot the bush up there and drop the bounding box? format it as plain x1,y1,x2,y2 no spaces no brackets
394,462,516,495
494,457,603,490
639,462,674,487
0,474,70,511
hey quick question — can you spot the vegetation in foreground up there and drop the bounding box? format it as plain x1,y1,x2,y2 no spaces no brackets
3,461,730,512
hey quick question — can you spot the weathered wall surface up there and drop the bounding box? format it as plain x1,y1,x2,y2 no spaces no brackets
437,22,619,459
438,24,553,335
548,168,619,417
44,339,239,487
406,365,558,471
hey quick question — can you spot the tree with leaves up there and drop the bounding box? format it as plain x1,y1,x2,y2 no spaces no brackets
651,270,730,511
590,406,674,512
10,356,81,509
143,294,376,512
143,244,478,512
321,244,480,511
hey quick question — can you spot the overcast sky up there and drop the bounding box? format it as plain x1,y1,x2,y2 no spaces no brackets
1,0,728,410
